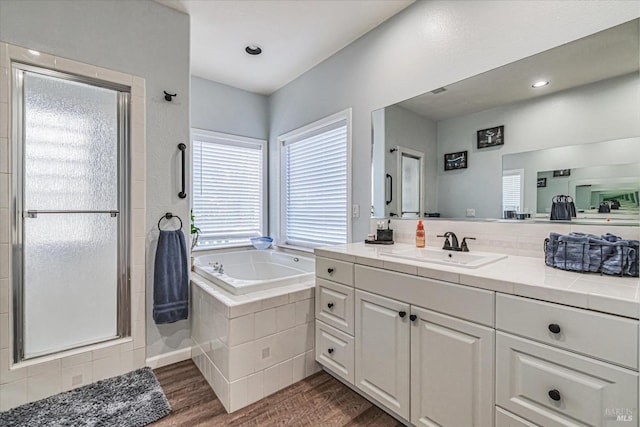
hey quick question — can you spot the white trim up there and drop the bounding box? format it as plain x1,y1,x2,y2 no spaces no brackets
190,128,268,248
146,346,193,369
278,108,353,247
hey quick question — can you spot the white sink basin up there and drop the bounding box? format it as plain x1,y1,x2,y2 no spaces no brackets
379,247,507,269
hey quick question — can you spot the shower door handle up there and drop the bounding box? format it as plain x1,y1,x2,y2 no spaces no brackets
25,210,119,218
385,174,393,205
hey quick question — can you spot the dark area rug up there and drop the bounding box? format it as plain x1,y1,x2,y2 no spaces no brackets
0,367,171,427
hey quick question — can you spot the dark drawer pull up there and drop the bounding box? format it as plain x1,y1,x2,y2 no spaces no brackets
398,311,406,318
327,348,334,354
327,268,334,274
327,303,334,309
410,314,417,322
548,323,561,334
548,389,561,401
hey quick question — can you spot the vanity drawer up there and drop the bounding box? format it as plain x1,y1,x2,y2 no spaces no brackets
316,278,354,335
355,265,494,326
316,257,354,286
495,407,538,427
315,321,354,385
496,293,638,369
496,332,638,427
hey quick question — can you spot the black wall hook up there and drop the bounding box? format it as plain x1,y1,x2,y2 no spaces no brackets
164,91,177,102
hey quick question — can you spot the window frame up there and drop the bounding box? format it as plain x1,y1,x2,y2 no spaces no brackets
278,109,352,250
502,168,525,215
191,128,267,250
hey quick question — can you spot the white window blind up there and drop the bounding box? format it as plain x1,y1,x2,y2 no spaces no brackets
502,169,523,215
282,118,349,248
192,130,265,247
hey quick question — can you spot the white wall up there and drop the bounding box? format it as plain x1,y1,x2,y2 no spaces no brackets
0,0,191,358
437,73,640,218
268,0,639,241
191,76,269,140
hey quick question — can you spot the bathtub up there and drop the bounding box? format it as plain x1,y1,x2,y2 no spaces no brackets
193,249,314,295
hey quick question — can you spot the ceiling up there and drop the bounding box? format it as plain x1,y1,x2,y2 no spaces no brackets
398,18,640,122
156,0,414,95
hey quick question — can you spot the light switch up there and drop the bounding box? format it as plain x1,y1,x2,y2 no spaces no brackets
352,204,360,218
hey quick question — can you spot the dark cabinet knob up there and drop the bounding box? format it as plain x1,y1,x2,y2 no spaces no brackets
327,348,334,354
398,311,406,318
410,314,417,322
327,302,334,309
327,268,334,274
548,323,561,334
548,389,561,401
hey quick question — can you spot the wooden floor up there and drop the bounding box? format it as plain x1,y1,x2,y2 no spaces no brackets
150,360,404,426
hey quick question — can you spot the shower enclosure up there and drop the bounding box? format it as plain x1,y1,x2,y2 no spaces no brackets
12,64,130,362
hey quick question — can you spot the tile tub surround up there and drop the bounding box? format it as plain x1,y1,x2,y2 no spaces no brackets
316,242,640,319
191,274,318,413
0,43,147,411
374,218,640,259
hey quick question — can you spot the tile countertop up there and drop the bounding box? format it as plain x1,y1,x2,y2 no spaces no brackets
314,242,640,319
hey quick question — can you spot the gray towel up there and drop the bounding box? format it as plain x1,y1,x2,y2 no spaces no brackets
555,234,589,272
153,229,189,324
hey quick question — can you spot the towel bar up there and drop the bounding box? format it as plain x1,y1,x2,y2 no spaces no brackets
158,212,183,230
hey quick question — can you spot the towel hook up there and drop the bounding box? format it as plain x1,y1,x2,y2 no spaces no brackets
158,212,183,231
164,91,177,102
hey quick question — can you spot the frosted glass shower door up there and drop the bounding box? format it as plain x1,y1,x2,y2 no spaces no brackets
20,71,122,358
401,155,420,218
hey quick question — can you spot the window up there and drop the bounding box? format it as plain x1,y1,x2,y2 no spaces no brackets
192,129,266,248
502,169,524,216
280,109,351,248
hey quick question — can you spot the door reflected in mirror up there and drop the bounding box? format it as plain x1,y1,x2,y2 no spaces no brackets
400,148,424,218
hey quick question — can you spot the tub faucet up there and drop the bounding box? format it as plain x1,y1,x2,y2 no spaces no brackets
218,265,224,275
209,262,221,272
437,232,460,251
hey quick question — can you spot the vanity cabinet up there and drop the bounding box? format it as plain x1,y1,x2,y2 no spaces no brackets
350,263,496,426
495,294,639,427
354,290,410,419
315,257,356,385
315,250,639,427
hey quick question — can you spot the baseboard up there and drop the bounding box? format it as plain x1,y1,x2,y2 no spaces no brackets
146,346,193,369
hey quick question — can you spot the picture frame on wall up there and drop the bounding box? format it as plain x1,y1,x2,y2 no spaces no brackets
553,169,571,177
444,151,468,171
537,177,547,188
477,125,504,149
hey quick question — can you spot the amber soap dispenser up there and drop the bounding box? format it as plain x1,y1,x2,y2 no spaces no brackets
416,220,425,248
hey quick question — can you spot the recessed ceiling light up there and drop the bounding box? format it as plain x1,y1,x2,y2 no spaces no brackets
28,49,40,56
245,45,262,56
532,80,549,88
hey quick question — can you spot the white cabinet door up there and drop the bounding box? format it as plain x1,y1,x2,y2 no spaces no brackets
355,290,410,420
411,306,495,427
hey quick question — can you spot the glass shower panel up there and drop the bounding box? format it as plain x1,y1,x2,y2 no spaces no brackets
23,214,118,357
401,155,420,218
24,73,118,211
21,71,120,359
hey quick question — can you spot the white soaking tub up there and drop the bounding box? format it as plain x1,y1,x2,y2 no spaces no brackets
193,249,314,295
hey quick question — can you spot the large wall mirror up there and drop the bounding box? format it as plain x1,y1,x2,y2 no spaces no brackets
371,18,639,224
